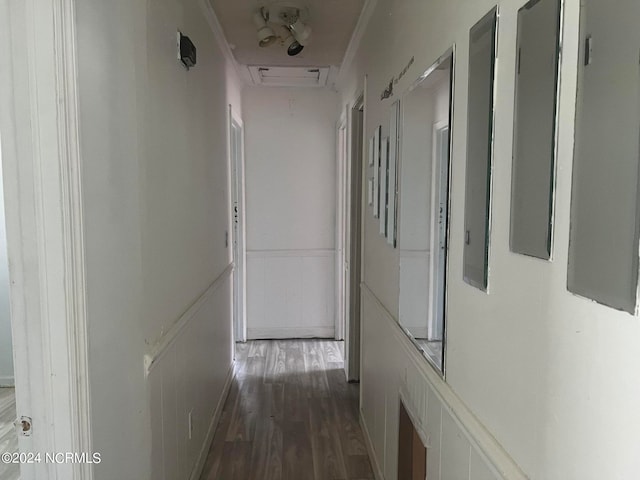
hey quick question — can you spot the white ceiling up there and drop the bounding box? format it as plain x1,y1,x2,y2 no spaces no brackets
210,0,365,67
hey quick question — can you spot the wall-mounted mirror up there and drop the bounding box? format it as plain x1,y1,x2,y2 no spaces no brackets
397,49,454,374
387,101,400,247
568,0,640,313
372,126,381,219
510,0,562,260
380,137,389,236
463,8,498,292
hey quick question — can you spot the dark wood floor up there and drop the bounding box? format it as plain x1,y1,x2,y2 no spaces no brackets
200,340,374,480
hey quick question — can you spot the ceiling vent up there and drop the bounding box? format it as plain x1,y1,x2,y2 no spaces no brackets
248,66,329,87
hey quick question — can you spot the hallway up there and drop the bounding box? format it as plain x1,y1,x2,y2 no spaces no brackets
200,340,374,480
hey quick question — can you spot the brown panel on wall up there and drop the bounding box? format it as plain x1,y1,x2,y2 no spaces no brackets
398,401,427,480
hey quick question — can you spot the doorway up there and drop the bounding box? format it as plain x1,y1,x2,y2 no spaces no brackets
229,107,247,344
337,95,365,382
428,123,450,343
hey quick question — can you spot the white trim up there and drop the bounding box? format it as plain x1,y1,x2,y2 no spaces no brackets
229,106,247,344
188,363,235,480
247,327,335,339
1,0,93,478
335,114,348,343
361,284,528,480
198,0,251,85
246,249,334,258
54,1,93,475
0,376,15,387
359,409,384,480
145,263,234,375
335,0,378,89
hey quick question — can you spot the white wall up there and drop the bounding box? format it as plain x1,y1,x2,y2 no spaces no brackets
243,87,339,339
338,0,640,479
0,147,13,387
75,0,241,478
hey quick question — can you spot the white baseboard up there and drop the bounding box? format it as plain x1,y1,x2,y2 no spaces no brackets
189,362,235,480
360,409,385,480
0,376,15,387
247,326,335,339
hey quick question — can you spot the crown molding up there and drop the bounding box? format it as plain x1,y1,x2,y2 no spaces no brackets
335,0,377,89
198,0,252,84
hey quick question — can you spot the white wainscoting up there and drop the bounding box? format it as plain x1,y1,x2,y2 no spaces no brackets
147,265,234,480
360,285,527,480
246,249,335,339
0,376,14,387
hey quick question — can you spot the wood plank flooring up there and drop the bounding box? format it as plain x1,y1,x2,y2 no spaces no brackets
0,387,19,480
200,340,374,480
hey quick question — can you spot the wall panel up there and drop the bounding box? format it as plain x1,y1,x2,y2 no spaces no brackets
247,251,335,338
243,87,339,338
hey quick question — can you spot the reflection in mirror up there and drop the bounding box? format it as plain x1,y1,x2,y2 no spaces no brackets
510,0,561,260
568,0,640,313
398,50,454,374
463,8,497,291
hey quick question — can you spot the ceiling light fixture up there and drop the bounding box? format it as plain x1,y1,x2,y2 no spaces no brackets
282,30,304,56
252,3,312,57
253,8,276,47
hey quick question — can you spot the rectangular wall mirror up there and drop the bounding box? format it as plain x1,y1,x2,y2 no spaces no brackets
397,49,454,374
568,0,640,313
463,8,498,291
372,127,381,218
387,101,400,247
510,0,562,260
380,136,389,236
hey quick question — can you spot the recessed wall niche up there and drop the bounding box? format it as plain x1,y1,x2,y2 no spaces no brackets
463,8,498,292
510,0,562,260
398,401,427,480
568,0,640,313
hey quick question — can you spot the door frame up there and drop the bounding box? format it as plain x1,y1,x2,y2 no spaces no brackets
335,115,348,342
0,0,93,479
338,91,365,382
228,106,247,344
428,121,450,341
